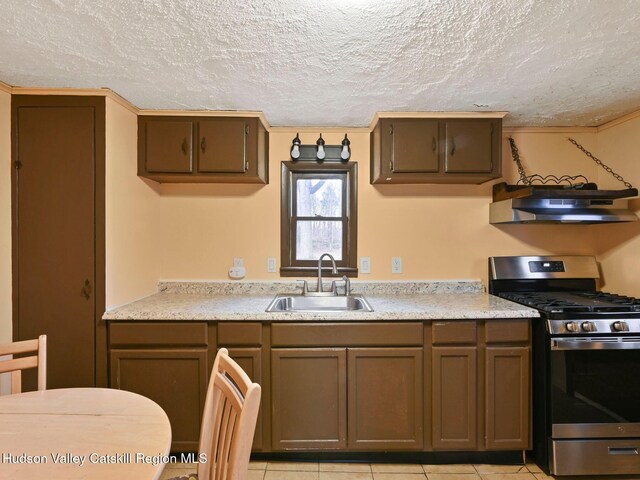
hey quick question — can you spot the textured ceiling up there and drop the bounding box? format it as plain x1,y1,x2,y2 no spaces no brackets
2,0,640,127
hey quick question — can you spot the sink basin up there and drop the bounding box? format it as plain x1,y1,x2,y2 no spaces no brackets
266,294,374,312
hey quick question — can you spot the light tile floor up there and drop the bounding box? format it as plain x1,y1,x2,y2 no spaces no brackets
160,461,552,480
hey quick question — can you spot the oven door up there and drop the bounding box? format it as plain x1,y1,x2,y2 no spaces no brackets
550,336,640,438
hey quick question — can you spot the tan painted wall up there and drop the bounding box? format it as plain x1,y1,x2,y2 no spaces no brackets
105,98,161,308
595,115,640,296
0,90,11,343
158,129,601,285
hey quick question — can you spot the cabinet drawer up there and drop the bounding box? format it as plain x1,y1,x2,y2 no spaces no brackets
218,322,262,346
485,319,530,344
109,322,208,347
272,323,422,347
432,321,477,345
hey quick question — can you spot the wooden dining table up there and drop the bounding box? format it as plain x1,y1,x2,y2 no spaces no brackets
0,387,172,479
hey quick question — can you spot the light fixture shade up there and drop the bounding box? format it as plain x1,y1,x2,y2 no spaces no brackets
316,134,326,161
290,133,301,160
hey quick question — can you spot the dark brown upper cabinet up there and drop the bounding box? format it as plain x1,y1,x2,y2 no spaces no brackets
138,115,268,183
370,115,504,184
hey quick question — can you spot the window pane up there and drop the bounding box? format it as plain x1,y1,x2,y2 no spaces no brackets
296,221,343,261
296,178,343,217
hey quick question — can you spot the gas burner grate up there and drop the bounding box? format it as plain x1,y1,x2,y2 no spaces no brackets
498,291,640,314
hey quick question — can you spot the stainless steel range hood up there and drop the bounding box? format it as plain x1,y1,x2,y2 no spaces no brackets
490,183,638,224
490,197,638,224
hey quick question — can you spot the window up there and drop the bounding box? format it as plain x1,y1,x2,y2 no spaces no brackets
280,161,357,277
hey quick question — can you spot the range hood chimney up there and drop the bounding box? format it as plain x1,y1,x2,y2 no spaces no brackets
489,183,638,225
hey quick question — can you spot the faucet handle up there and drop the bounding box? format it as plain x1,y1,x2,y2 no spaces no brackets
296,280,308,295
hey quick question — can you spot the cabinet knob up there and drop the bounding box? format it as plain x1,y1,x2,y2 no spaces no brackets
450,137,456,156
181,138,188,155
200,137,207,153
432,137,437,153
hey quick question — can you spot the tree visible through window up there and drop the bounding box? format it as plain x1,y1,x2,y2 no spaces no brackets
281,162,357,277
296,178,343,260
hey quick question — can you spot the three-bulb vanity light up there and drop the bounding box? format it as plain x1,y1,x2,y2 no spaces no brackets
289,133,351,162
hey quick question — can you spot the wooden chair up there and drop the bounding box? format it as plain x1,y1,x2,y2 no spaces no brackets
169,347,261,480
0,335,47,394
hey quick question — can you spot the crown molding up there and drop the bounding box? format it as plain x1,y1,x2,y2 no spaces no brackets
369,111,509,130
11,86,139,114
597,109,640,132
503,126,597,134
138,109,270,129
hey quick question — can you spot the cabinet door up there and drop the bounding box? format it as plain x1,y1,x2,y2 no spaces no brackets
271,348,347,450
110,349,208,452
226,347,263,450
485,346,530,450
348,348,423,450
444,120,494,173
390,119,439,173
198,119,248,173
143,119,194,173
432,346,477,450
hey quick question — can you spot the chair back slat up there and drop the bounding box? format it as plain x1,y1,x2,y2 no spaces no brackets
197,348,261,480
0,335,46,394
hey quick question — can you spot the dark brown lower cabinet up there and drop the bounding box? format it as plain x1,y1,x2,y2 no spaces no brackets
106,319,531,454
271,348,347,450
432,346,478,450
110,349,208,452
485,346,530,450
348,348,423,450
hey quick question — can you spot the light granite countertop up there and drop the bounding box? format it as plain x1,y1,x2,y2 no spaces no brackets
103,281,539,321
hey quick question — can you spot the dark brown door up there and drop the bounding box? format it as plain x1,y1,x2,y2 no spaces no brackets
432,346,478,450
444,120,493,173
227,347,263,450
390,119,439,173
13,98,104,390
110,349,208,452
144,119,194,173
347,348,423,450
271,348,347,450
485,346,530,450
198,119,248,173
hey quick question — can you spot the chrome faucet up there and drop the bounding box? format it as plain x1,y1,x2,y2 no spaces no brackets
316,253,338,293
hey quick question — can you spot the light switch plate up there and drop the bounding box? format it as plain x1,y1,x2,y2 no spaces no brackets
392,256,403,274
360,257,371,274
267,257,277,273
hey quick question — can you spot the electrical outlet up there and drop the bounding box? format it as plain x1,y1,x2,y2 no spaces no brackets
391,256,403,274
233,257,244,267
267,257,277,273
360,257,371,274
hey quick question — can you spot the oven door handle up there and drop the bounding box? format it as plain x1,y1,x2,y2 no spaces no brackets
552,337,640,350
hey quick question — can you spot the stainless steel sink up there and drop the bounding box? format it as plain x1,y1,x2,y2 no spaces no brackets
266,294,373,312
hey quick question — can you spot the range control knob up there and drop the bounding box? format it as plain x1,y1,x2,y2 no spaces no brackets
565,321,580,333
581,321,597,333
613,321,630,332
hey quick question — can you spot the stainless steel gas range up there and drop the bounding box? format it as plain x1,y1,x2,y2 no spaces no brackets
489,255,640,476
